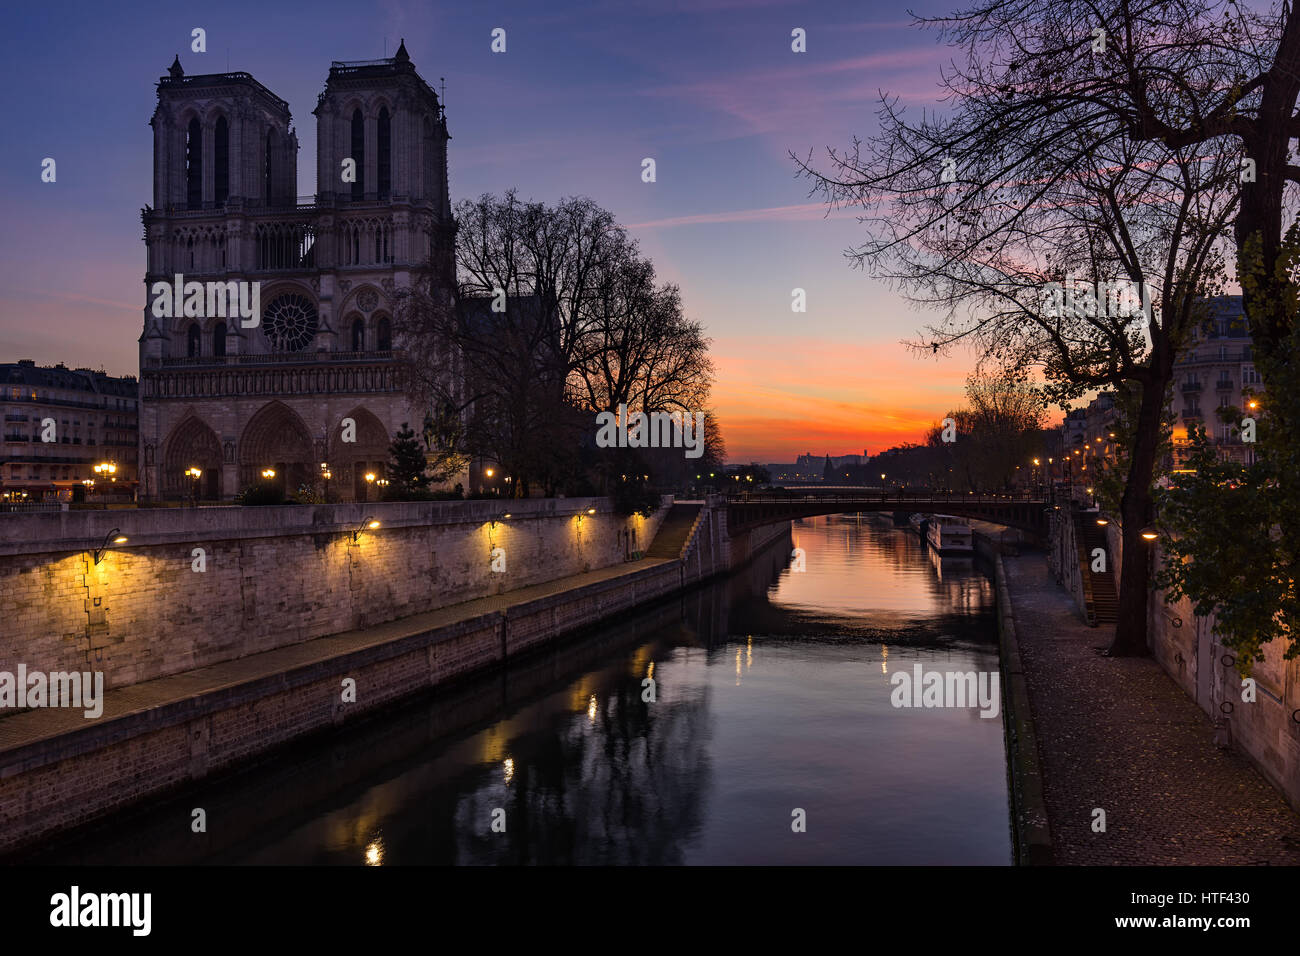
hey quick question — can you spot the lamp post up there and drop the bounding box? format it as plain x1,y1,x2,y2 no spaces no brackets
94,461,116,508
364,471,376,503
320,462,331,502
185,466,202,507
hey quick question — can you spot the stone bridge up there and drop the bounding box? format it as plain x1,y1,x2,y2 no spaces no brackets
725,489,1050,535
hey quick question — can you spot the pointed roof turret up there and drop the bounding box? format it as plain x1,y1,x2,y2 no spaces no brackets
394,38,410,62
168,55,183,78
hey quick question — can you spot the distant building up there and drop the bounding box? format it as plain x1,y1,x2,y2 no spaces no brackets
1169,295,1257,467
1,360,139,500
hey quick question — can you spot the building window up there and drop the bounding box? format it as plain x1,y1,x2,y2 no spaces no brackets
265,129,275,203
186,117,203,210
376,316,391,351
187,323,201,358
213,322,227,357
378,107,391,200
351,317,365,352
351,109,366,201
214,116,229,204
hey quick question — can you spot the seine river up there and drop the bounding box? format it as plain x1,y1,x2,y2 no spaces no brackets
33,514,1012,865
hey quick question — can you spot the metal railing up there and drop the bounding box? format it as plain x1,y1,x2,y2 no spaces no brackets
727,489,1046,505
149,349,399,368
0,501,65,513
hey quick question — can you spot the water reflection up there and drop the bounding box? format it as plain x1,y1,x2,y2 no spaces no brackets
26,513,1010,866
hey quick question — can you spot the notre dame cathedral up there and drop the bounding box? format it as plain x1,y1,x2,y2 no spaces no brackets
138,41,455,501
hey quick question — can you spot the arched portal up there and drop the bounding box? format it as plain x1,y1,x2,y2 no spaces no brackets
327,406,390,501
238,401,315,493
162,415,222,499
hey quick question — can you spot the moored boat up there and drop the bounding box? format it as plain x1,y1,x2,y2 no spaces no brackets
926,514,973,554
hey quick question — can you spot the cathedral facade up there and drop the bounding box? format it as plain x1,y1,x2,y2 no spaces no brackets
138,41,454,501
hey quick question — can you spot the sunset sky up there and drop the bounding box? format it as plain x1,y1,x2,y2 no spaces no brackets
0,0,983,463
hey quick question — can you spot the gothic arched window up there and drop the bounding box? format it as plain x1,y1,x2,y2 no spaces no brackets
214,116,229,204
213,322,227,358
376,317,391,351
351,317,365,352
378,107,391,200
187,323,201,358
351,109,365,201
186,117,202,209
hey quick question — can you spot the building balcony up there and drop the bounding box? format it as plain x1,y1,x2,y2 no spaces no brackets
1180,381,1203,393
1215,378,1234,390
1182,408,1202,420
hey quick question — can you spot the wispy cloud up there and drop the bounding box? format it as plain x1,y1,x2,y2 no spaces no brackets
627,201,858,229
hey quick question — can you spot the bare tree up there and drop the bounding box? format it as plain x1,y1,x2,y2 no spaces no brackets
396,191,719,496
795,16,1240,653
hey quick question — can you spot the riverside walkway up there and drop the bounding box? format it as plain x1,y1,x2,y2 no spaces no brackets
1004,552,1300,864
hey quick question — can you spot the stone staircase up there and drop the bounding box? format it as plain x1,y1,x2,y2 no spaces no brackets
1075,513,1119,626
646,503,703,559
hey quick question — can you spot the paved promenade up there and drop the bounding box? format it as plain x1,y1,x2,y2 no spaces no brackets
1004,552,1300,865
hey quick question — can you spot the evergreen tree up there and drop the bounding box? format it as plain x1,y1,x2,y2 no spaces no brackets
388,423,429,494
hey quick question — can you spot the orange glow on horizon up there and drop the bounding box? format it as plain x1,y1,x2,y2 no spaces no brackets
709,335,974,461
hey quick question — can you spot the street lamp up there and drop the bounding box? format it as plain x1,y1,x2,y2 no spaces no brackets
320,462,331,501
351,517,381,542
185,466,202,506
93,461,117,506
261,468,276,479
91,527,129,565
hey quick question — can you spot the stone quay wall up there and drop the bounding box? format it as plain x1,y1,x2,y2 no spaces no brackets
0,497,669,690
0,496,756,854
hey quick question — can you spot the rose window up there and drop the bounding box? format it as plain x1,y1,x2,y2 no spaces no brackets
262,293,318,351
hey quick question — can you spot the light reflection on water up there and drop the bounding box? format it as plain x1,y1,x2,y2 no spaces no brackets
32,514,1011,866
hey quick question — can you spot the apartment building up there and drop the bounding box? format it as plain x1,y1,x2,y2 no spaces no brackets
1,361,139,501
